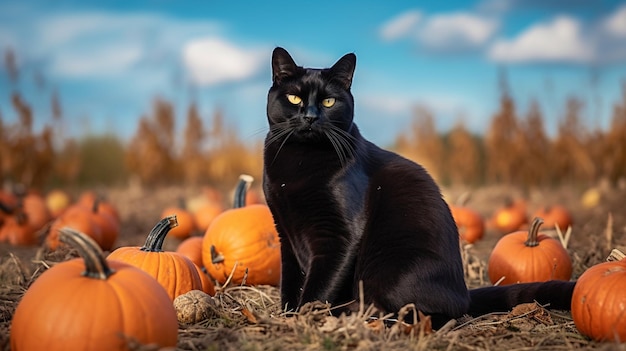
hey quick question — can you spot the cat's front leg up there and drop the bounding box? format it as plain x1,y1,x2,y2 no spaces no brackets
279,238,305,312
297,248,350,308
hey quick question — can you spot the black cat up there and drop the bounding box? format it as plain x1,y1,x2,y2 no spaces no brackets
263,47,574,328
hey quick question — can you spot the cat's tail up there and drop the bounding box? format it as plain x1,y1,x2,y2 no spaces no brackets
467,280,575,316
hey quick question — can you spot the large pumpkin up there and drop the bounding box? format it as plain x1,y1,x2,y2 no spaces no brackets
202,175,281,286
10,228,178,351
488,217,572,285
571,251,626,342
108,215,204,300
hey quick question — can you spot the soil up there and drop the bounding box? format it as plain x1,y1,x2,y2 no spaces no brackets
1,183,625,350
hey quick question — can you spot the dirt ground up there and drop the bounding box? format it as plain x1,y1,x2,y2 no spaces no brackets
1,182,626,350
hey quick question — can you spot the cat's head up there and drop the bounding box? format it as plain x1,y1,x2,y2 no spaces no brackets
266,47,356,143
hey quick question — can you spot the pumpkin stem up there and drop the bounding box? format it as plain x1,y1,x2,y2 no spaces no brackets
233,174,254,209
525,217,544,247
210,245,225,264
59,227,114,280
141,215,179,252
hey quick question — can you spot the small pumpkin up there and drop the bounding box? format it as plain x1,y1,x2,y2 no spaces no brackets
45,189,72,218
202,174,281,286
176,236,204,267
192,202,224,232
0,211,38,246
78,191,120,223
108,215,204,300
531,204,572,230
488,217,572,285
46,204,104,250
490,198,528,234
20,192,51,231
10,227,178,351
450,205,485,244
571,251,626,342
87,199,120,251
160,199,197,240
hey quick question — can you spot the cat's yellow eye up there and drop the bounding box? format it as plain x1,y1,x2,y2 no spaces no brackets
286,94,302,105
322,98,336,108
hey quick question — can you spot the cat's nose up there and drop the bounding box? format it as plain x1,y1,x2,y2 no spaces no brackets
303,106,319,124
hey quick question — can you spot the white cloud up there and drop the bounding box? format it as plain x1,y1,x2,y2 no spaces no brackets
182,37,267,86
51,43,143,77
379,11,422,41
488,16,593,63
604,5,626,37
418,12,498,49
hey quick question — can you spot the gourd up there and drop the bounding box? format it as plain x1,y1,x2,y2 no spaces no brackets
10,228,178,351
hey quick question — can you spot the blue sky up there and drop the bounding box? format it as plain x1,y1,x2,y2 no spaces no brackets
1,0,626,147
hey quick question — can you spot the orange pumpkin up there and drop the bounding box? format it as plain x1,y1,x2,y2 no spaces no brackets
176,236,204,267
531,205,572,230
10,228,178,351
490,198,528,234
46,205,103,250
571,253,626,341
450,205,485,244
88,199,120,251
108,216,203,300
488,217,572,285
20,192,51,231
202,175,281,286
192,202,224,232
160,201,197,240
78,191,120,223
0,212,38,246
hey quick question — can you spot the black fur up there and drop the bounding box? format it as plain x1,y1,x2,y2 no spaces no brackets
263,47,574,328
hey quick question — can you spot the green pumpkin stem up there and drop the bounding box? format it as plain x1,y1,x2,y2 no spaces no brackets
233,174,254,209
525,217,544,247
59,227,114,280
141,215,178,252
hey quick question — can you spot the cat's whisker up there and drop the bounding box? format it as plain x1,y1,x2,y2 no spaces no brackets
328,126,356,162
269,128,295,166
325,131,346,167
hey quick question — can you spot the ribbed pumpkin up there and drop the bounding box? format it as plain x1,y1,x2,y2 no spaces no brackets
488,217,572,285
571,251,626,341
108,215,203,300
202,175,281,286
10,228,178,351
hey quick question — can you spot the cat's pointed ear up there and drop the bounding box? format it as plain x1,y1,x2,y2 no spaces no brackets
330,53,356,90
272,47,298,83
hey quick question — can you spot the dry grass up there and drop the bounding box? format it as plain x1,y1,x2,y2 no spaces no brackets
1,243,622,351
